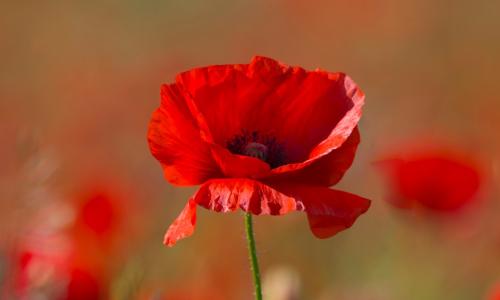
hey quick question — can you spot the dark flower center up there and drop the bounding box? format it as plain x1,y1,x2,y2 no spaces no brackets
243,142,268,161
226,131,286,168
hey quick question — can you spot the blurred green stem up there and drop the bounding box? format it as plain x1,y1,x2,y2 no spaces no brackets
244,213,263,300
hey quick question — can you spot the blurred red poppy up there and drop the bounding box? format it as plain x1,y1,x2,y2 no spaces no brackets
80,193,115,236
70,179,140,254
64,267,102,300
148,56,370,246
11,233,105,300
5,183,127,300
73,187,121,241
377,148,482,212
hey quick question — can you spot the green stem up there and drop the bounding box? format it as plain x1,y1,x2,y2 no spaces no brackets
244,213,263,300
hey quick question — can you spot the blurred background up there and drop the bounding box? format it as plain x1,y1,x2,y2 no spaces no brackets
1,1,500,299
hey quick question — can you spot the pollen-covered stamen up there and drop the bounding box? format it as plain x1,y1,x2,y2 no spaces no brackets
244,142,268,161
226,131,286,168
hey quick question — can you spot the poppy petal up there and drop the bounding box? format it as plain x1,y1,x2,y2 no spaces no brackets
164,179,303,246
164,199,197,247
376,148,482,211
264,69,363,166
275,185,370,238
266,127,360,186
164,181,369,245
270,73,364,174
175,56,288,146
209,145,271,178
193,178,303,215
148,84,221,185
309,74,364,158
398,156,481,211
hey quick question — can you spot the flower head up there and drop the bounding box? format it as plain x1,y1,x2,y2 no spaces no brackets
75,188,118,238
10,219,106,300
5,182,129,300
377,147,482,212
148,56,370,246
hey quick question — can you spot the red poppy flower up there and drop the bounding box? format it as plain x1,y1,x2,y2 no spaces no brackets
377,148,482,211
70,181,136,251
76,189,118,237
64,268,102,300
6,184,126,300
11,236,105,300
148,56,370,246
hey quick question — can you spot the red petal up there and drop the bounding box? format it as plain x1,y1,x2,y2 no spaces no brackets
164,179,302,246
175,56,288,146
209,145,271,178
267,70,363,166
376,148,482,211
266,127,360,186
193,178,302,215
164,181,369,245
276,185,370,238
175,56,364,177
270,73,364,175
66,268,102,300
164,199,197,247
148,84,221,185
398,156,481,211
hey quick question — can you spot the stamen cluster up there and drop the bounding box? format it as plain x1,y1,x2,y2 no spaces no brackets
226,131,286,168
